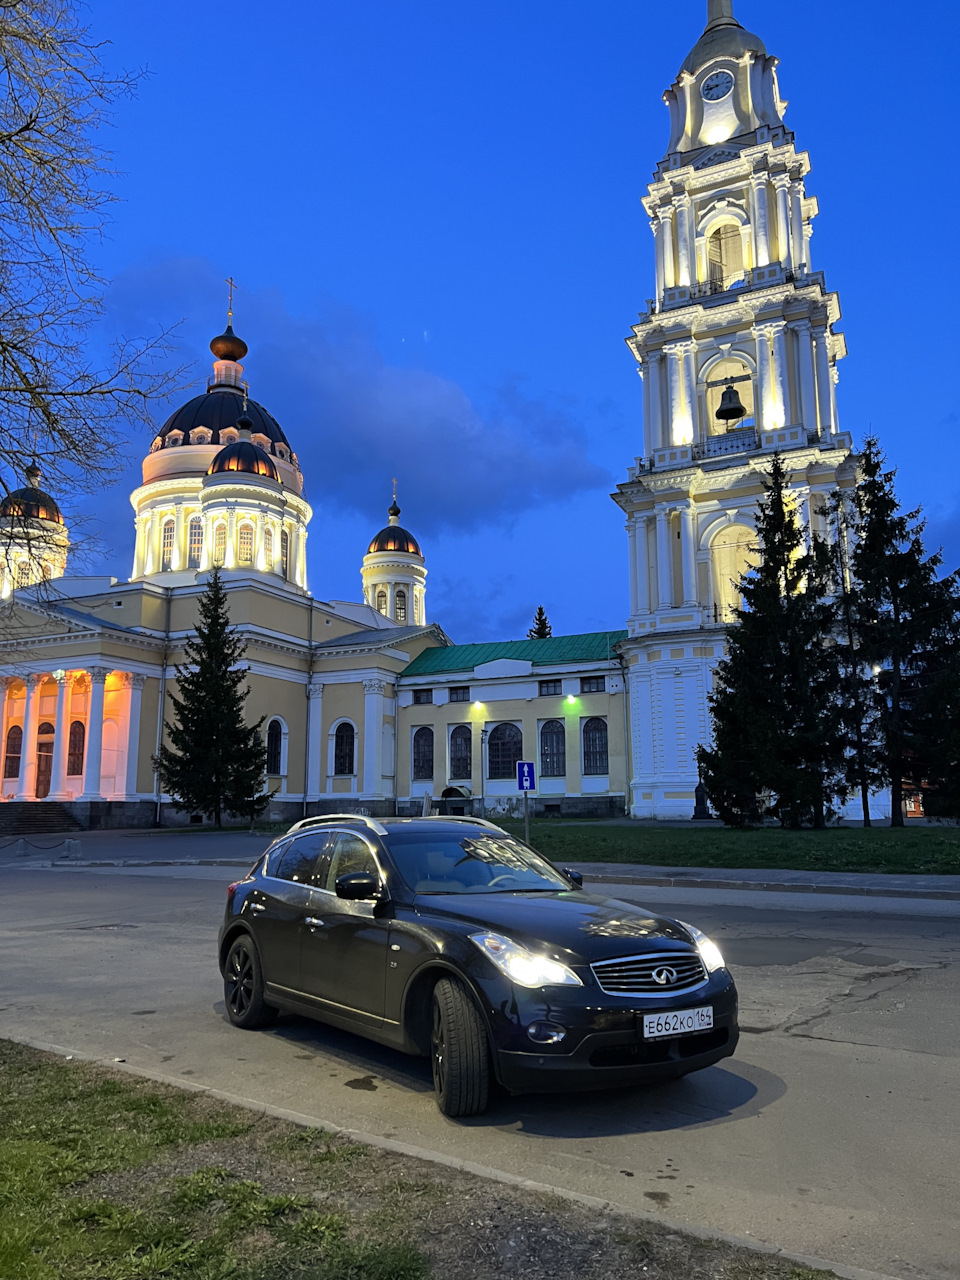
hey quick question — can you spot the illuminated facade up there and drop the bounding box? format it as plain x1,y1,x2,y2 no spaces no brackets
613,0,860,818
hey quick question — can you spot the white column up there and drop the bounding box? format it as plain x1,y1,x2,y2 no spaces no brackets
225,511,237,568
675,195,693,287
172,507,185,571
48,672,71,800
132,517,145,579
803,222,814,272
647,351,664,450
15,674,43,801
362,678,386,796
814,326,834,433
651,217,665,304
790,180,805,270
628,520,639,616
80,667,110,800
830,365,840,436
305,678,323,800
665,346,683,446
753,326,772,432
636,517,651,614
770,322,788,428
143,514,156,576
751,175,771,266
794,320,818,434
387,583,396,619
661,206,677,288
656,509,674,609
681,342,698,444
681,505,698,605
124,674,145,798
298,528,307,588
773,175,793,271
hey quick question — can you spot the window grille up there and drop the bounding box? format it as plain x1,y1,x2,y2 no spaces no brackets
67,720,85,776
214,525,227,567
538,680,562,697
395,590,407,623
580,676,606,694
3,724,22,778
413,689,433,705
449,686,470,703
334,722,355,776
281,530,289,578
540,719,566,777
161,520,175,571
266,719,283,774
450,725,471,779
582,717,609,776
238,525,254,565
488,722,522,779
187,519,203,569
413,726,434,780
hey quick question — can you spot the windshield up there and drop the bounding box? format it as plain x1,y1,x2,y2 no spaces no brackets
384,831,571,895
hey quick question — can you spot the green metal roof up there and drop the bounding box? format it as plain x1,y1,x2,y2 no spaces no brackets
401,630,628,677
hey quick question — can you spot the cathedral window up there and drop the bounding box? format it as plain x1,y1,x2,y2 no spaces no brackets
488,722,522,780
413,688,433,705
580,676,606,694
710,525,758,622
266,719,283,775
707,225,744,292
15,561,30,587
281,530,289,578
334,722,355,776
376,590,387,614
238,524,254,566
160,520,175,571
395,590,407,624
413,726,434,780
449,686,470,703
450,725,471,779
42,563,52,580
540,719,566,778
3,724,22,778
538,680,562,697
67,720,85,775
213,524,227,567
582,717,609,776
264,526,273,569
187,519,203,569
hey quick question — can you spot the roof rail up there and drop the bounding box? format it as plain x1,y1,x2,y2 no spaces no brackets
422,815,508,834
285,813,389,837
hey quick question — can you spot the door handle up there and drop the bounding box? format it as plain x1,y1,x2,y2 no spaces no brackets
247,902,266,913
305,917,325,929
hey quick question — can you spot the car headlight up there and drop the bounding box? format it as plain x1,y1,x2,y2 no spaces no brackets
469,931,582,988
679,921,726,973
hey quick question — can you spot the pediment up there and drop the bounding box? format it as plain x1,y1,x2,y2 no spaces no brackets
694,147,741,171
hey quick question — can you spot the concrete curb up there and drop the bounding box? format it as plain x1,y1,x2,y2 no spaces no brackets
6,1031,907,1280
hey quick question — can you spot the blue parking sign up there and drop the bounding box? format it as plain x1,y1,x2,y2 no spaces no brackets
517,761,536,792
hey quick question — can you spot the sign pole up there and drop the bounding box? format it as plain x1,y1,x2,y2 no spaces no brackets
523,788,530,847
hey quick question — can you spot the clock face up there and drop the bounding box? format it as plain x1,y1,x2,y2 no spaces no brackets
701,70,735,102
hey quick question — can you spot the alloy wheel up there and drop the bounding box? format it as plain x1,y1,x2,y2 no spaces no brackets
431,998,446,1098
227,943,254,1018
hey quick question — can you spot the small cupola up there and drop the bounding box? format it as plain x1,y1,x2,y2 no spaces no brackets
361,486,427,627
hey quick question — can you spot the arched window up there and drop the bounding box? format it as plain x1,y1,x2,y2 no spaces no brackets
705,357,755,435
376,590,387,615
334,722,355,776
413,726,434,780
238,524,254,566
42,563,52,580
160,519,175,571
281,530,289,578
582,717,609,776
540,719,566,778
36,721,54,799
15,561,30,587
213,524,227,567
449,725,471,780
395,590,407,624
488,722,522,780
187,518,203,569
67,720,85,775
711,524,758,622
3,724,22,778
707,224,744,291
264,526,273,569
266,719,283,775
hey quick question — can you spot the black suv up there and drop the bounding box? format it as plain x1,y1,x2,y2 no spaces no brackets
218,816,739,1117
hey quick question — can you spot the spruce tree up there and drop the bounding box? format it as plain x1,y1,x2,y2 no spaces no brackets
527,606,553,639
155,570,268,827
698,455,847,828
848,438,960,826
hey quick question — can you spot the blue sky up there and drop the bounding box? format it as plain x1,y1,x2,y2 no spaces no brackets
79,0,960,641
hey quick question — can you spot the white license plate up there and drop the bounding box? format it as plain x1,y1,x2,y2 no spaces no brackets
643,1006,714,1040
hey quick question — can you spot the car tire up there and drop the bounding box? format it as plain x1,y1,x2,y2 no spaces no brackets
224,935,278,1030
431,976,490,1118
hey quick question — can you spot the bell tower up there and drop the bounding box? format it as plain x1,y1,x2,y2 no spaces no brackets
613,2,857,819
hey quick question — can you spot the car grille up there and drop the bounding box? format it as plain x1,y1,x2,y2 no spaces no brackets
591,950,707,996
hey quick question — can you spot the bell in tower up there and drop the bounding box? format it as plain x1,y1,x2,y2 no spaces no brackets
715,383,747,429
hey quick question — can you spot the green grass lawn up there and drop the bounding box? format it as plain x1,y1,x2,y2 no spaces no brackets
499,820,960,875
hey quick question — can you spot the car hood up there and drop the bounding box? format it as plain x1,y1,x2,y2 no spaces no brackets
412,889,697,965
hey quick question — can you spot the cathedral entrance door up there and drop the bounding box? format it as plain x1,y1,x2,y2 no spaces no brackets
36,722,54,799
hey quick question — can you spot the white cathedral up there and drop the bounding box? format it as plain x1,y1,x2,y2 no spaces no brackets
0,1,872,827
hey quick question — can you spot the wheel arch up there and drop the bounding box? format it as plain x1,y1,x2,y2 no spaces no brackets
218,922,257,975
399,961,493,1058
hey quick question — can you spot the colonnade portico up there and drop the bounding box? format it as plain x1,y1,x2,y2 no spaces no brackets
0,667,146,803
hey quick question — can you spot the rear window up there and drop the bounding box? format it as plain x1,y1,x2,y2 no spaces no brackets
383,830,569,895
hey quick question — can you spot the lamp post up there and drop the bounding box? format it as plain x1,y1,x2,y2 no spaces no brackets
479,727,488,820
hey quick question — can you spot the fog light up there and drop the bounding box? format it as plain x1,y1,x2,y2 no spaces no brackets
527,1021,566,1045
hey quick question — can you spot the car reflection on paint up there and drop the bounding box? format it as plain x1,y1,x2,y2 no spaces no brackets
218,815,738,1117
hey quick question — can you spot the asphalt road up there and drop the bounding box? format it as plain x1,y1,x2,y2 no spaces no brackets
1,862,958,1280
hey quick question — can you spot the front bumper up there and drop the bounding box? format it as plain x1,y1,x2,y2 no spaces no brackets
479,969,739,1094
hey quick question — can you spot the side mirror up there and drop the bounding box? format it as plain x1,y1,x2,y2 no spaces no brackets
335,872,382,901
563,869,584,889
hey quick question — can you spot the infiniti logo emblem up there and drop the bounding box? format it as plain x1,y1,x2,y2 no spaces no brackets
652,966,678,986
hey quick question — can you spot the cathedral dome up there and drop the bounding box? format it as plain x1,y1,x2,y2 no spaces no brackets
681,2,765,75
207,439,279,481
157,390,290,450
209,323,248,363
0,462,64,525
367,501,422,556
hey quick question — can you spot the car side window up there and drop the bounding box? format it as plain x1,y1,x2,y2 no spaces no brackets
321,832,380,892
263,838,292,878
276,832,332,885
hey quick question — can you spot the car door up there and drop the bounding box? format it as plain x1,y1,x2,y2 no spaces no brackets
244,831,333,995
298,830,390,1028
